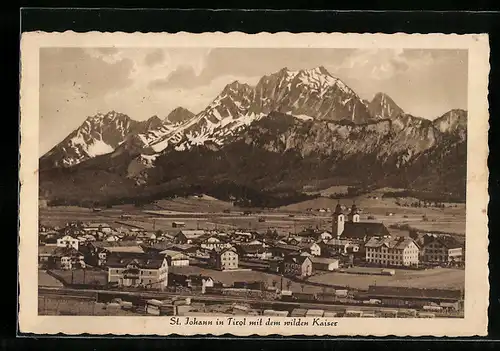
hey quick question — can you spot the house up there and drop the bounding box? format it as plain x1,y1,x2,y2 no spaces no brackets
200,235,232,251
231,231,254,242
188,275,214,293
298,242,321,256
310,257,339,271
56,234,79,251
87,241,145,266
323,238,360,255
160,249,190,266
38,246,85,270
236,244,272,260
82,223,113,234
365,236,420,267
107,256,169,290
318,231,333,242
172,221,185,228
270,243,301,257
105,234,121,242
209,247,239,271
174,230,206,244
421,235,463,264
282,255,313,278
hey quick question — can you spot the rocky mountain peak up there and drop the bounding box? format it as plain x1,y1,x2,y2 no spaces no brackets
166,107,195,124
368,92,404,120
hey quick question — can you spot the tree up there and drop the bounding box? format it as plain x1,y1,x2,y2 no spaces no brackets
300,283,305,293
286,280,292,291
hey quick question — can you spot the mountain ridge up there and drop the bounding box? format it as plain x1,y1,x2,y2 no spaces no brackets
39,66,468,206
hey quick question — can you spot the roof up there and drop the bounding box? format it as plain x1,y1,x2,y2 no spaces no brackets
237,244,267,254
333,203,343,215
309,257,339,265
367,285,462,301
160,249,189,258
38,246,59,256
106,256,166,269
106,246,145,254
341,222,390,239
169,244,198,252
326,238,354,246
272,243,301,252
298,242,319,249
212,247,238,256
365,236,417,250
83,223,112,228
91,240,140,248
177,230,206,239
428,235,462,249
39,246,82,257
284,255,311,265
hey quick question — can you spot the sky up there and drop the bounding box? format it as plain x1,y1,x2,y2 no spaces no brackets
39,47,468,156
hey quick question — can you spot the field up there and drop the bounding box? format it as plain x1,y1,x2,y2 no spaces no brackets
47,269,108,286
38,270,64,287
40,197,465,238
279,191,466,236
308,267,465,290
170,265,326,294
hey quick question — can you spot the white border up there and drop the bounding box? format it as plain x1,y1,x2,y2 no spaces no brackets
19,32,490,336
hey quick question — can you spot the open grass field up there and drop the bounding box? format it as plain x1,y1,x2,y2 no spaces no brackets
308,267,464,290
48,269,108,286
38,270,64,287
170,265,325,294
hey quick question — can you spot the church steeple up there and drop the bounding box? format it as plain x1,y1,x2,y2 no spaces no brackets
333,200,343,215
348,201,360,223
332,201,345,238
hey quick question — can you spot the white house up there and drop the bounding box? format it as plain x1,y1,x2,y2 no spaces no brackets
310,257,339,271
160,249,190,266
56,235,79,251
83,223,113,234
299,242,321,256
319,231,333,242
365,236,420,267
200,236,232,251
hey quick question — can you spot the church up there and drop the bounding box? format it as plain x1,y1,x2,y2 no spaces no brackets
331,202,390,242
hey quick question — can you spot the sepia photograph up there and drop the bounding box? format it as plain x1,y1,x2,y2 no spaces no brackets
19,32,489,336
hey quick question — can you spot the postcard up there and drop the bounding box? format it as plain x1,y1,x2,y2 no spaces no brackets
19,31,490,336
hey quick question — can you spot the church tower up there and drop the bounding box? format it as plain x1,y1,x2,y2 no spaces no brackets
348,202,360,223
332,202,345,238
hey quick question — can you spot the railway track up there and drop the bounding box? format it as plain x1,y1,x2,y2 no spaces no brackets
38,287,463,317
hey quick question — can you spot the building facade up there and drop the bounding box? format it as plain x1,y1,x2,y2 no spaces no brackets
200,236,232,251
421,236,463,264
365,236,420,267
210,247,239,270
56,235,79,251
107,257,169,290
282,255,313,278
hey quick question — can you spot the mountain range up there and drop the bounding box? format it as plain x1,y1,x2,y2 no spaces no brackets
39,66,467,207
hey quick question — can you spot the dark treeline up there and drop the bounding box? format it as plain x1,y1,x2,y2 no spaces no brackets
46,180,316,209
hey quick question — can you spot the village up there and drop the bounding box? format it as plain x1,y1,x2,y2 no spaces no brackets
38,202,465,319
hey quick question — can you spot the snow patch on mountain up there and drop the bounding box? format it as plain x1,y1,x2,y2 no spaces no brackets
293,114,314,121
86,139,114,157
